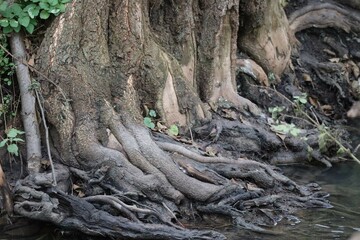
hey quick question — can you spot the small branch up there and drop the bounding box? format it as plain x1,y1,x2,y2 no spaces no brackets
35,88,57,186
9,32,42,174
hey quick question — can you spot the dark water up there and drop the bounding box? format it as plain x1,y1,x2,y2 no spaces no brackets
212,162,360,240
220,123,360,240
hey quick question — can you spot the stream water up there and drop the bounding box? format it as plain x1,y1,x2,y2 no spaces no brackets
220,122,360,240
219,162,360,240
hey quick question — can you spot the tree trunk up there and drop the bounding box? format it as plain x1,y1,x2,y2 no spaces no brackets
12,0,340,239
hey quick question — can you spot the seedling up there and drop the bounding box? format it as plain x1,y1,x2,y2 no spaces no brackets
0,128,24,156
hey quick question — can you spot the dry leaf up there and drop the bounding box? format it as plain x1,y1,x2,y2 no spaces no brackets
302,73,312,82
205,146,217,157
275,133,286,141
308,97,319,107
329,58,340,63
72,184,81,190
28,55,35,67
323,48,336,56
321,105,333,116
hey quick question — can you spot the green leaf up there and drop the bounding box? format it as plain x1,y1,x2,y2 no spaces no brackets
39,10,50,19
48,7,60,14
58,3,66,12
11,138,24,142
19,16,30,27
168,124,179,136
27,5,40,18
61,0,71,3
290,127,301,137
0,139,9,147
39,2,50,10
336,147,346,155
13,25,21,33
3,26,13,34
0,1,8,12
10,3,22,16
9,19,18,28
7,144,19,156
143,117,155,129
48,0,59,6
0,19,9,27
25,23,35,33
149,109,156,118
7,128,25,138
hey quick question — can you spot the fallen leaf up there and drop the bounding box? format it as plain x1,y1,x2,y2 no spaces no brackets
302,73,312,82
321,105,333,116
329,58,340,63
323,48,336,56
309,96,319,107
28,55,35,67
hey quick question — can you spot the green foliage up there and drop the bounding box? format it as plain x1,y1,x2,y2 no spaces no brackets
0,128,25,156
268,106,285,120
0,34,17,118
0,0,71,34
148,109,156,118
143,109,179,136
293,93,308,105
168,124,179,136
143,116,155,129
268,90,360,163
271,123,301,137
0,34,15,86
268,72,276,84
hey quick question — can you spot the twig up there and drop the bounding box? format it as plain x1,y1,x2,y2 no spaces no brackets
9,32,42,173
35,88,57,186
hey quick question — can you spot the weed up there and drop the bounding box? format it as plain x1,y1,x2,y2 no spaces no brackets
0,128,24,156
143,108,179,136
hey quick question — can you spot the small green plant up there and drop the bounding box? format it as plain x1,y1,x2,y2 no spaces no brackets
271,123,302,137
293,93,308,105
0,0,71,34
0,128,25,156
268,106,285,120
0,34,15,85
143,109,179,136
143,109,156,129
268,72,276,84
0,94,13,117
167,124,179,136
268,90,360,164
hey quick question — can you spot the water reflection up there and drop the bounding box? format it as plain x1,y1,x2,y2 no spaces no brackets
218,162,360,240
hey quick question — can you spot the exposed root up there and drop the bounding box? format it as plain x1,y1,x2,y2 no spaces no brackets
236,58,269,86
289,3,360,43
14,185,225,240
